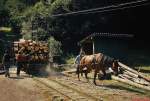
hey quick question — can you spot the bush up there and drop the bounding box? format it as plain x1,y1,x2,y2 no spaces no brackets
48,36,62,57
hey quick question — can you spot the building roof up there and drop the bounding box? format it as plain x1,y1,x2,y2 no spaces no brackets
79,33,134,45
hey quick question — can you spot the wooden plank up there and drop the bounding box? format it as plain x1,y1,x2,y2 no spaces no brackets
92,37,95,54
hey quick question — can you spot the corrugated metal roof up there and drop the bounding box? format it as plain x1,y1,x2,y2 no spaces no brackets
79,33,134,44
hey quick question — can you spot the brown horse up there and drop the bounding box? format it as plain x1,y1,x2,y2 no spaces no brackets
78,53,119,85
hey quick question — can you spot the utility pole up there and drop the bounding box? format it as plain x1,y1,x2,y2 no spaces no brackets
92,37,95,54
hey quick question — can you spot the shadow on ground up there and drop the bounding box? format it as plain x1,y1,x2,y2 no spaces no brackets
104,84,146,94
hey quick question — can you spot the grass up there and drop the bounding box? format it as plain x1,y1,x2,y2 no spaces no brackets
63,54,75,64
135,66,150,71
65,57,75,64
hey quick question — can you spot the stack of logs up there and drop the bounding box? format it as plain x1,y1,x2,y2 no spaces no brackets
13,39,49,62
112,62,150,91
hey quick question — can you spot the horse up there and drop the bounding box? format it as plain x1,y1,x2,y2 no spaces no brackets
78,53,119,85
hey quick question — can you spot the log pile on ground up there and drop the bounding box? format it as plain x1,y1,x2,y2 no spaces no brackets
13,39,49,62
112,62,150,91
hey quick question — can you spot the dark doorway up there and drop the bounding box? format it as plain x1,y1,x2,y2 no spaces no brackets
82,42,93,55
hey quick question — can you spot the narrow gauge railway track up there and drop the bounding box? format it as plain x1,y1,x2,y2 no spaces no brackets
48,75,120,101
57,71,123,97
34,77,100,101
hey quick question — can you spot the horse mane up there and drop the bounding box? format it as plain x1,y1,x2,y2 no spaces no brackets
102,54,114,67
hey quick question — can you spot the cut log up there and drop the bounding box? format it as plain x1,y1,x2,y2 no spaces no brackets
14,47,18,51
13,39,49,62
120,73,150,86
122,74,133,80
122,70,150,86
18,47,25,53
118,62,150,82
124,70,138,78
118,74,130,80
112,75,150,91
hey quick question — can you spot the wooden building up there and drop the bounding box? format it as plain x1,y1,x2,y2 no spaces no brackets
78,33,133,61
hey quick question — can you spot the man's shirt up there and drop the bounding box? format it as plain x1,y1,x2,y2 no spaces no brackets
74,55,81,65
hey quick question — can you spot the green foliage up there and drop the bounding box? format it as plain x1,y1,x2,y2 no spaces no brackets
0,0,40,32
65,54,75,64
0,9,10,27
48,37,62,57
0,0,127,54
23,33,32,40
1,0,140,54
5,0,25,17
21,21,32,35
0,28,18,61
35,28,47,41
0,0,7,11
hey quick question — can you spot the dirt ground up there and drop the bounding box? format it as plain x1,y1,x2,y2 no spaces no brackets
0,68,150,101
0,70,45,101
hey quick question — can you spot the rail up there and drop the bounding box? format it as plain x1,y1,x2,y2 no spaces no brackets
34,77,100,101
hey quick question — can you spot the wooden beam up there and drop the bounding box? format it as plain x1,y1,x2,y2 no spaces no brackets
80,47,83,54
92,37,95,54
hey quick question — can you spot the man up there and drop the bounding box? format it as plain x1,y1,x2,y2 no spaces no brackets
74,54,81,74
16,44,32,76
15,52,23,76
2,50,11,77
74,50,85,74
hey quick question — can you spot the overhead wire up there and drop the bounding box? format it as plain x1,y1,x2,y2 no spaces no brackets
49,0,150,17
79,2,150,15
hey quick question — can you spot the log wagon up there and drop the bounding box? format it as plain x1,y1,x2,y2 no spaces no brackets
13,39,49,74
